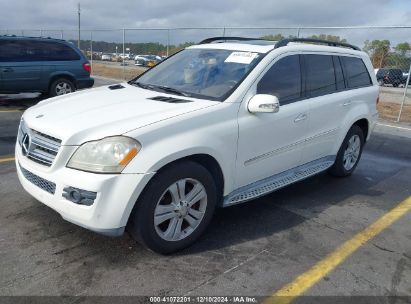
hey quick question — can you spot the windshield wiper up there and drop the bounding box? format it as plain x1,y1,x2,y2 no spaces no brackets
133,82,191,97
150,85,191,97
132,82,153,90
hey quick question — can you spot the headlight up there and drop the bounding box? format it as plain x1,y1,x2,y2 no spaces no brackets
67,136,141,173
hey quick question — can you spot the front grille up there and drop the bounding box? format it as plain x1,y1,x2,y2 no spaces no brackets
18,120,62,167
19,163,56,194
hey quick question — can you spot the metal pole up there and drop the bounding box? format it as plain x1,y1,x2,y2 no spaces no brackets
123,28,126,80
40,29,43,37
77,3,81,49
222,27,226,37
297,27,301,38
166,29,170,57
61,30,64,39
397,63,411,122
90,31,93,75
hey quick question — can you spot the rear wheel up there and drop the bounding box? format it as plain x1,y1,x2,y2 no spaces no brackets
329,125,364,177
377,79,384,86
49,78,75,97
127,161,217,254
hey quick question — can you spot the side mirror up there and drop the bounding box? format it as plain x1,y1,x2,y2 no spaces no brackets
248,94,280,113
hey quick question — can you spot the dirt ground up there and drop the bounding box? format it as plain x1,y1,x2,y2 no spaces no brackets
378,101,411,124
91,62,145,81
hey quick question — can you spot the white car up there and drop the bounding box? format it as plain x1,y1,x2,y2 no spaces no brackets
16,37,379,253
101,54,112,61
119,54,131,60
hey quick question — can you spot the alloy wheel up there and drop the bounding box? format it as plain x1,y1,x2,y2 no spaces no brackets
154,178,207,241
343,134,361,171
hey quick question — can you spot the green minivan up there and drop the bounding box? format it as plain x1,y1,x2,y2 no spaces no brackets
0,35,94,96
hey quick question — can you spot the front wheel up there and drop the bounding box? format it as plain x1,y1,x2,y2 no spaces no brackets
127,161,217,254
329,125,364,177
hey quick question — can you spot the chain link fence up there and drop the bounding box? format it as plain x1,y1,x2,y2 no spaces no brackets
1,26,411,123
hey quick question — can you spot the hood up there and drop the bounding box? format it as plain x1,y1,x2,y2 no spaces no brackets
23,83,219,145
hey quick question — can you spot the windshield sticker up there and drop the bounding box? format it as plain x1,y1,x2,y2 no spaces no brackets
224,52,258,64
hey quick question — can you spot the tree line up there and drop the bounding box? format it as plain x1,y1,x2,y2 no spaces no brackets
72,34,411,71
71,39,194,56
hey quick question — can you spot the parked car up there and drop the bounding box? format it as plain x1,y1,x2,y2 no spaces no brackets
101,54,112,61
375,68,386,86
134,55,161,67
0,35,94,96
16,37,378,254
111,55,123,63
377,68,406,87
119,54,132,60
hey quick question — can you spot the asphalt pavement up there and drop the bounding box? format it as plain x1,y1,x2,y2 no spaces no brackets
0,82,411,301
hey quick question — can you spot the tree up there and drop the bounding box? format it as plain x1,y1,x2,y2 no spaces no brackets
259,34,285,41
363,40,391,68
395,42,410,57
308,34,347,43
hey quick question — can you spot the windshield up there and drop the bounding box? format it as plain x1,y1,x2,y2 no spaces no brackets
131,48,263,101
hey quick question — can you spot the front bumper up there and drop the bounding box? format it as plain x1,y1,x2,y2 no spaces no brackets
15,143,154,236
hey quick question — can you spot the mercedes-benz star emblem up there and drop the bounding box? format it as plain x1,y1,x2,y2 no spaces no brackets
22,133,30,156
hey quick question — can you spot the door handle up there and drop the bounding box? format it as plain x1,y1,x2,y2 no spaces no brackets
294,113,307,123
2,68,14,73
342,101,352,107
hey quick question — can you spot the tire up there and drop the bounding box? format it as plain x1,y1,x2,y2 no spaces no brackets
393,82,399,87
127,160,218,254
377,79,384,86
49,78,75,97
329,125,364,177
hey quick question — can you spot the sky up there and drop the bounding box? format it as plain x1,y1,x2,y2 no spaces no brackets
0,0,411,46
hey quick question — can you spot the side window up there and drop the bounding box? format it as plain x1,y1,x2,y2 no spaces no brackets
304,54,337,98
333,56,346,91
257,55,301,105
341,56,372,88
0,40,80,62
0,40,12,61
0,40,28,62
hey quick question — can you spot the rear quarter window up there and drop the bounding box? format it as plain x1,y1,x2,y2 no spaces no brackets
341,56,372,89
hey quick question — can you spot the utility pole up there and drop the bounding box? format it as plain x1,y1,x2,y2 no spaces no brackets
77,3,81,49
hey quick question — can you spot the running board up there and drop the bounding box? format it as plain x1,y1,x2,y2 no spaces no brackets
223,156,335,207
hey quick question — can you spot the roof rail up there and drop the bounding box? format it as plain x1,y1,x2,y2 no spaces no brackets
0,34,64,41
199,36,266,44
275,38,361,51
198,36,361,51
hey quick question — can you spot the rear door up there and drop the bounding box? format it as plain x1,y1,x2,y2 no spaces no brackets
301,54,347,163
302,54,373,163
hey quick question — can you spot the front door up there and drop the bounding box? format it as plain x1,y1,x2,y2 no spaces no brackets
235,54,310,189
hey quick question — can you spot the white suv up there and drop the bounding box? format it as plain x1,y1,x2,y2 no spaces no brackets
16,37,379,253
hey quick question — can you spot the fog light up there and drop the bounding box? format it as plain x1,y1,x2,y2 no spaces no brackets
62,186,97,206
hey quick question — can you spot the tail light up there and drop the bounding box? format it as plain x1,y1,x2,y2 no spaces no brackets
82,62,91,73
